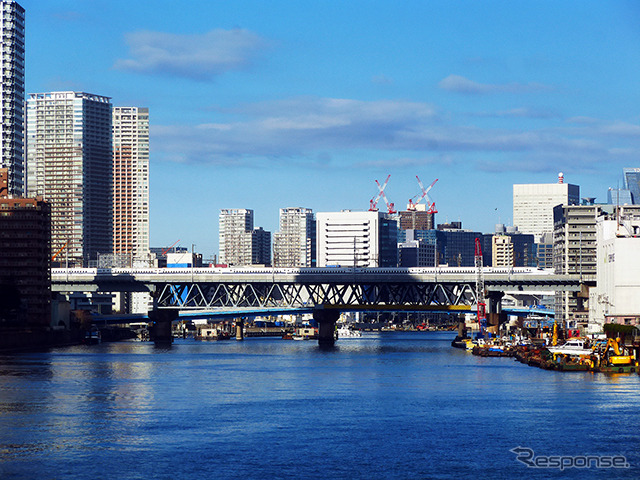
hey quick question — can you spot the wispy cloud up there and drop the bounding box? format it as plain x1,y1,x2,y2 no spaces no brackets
438,74,552,95
473,107,558,119
152,95,639,173
114,29,268,80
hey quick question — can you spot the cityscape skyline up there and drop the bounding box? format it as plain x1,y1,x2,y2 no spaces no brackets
18,0,640,256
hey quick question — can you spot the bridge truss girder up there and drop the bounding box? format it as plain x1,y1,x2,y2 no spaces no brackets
155,281,478,310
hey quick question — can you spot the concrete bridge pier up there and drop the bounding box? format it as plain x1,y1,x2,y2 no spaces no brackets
148,309,178,347
314,309,340,348
235,318,245,341
486,291,506,334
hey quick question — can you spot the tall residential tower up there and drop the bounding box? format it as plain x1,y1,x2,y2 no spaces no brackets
26,92,113,267
112,107,150,260
0,0,25,195
273,207,315,267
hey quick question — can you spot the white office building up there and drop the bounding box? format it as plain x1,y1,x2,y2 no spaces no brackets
513,173,579,242
273,207,315,267
1,0,25,195
26,92,113,266
316,210,397,267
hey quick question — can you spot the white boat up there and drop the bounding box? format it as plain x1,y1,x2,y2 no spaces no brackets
547,338,593,356
337,325,362,338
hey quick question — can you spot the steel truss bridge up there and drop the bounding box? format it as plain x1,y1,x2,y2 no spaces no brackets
51,267,585,312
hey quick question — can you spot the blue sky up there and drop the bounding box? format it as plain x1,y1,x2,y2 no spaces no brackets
20,0,640,258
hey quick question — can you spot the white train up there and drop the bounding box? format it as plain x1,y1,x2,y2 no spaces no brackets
52,266,552,277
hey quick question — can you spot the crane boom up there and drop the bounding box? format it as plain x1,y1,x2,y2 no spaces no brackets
162,239,181,256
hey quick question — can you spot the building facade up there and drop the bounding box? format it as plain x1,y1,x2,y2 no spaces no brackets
398,230,436,267
273,207,315,267
26,92,113,267
0,168,51,329
492,236,514,267
589,208,640,333
513,174,580,242
398,206,435,231
112,106,149,260
0,0,25,196
219,209,271,266
316,211,397,267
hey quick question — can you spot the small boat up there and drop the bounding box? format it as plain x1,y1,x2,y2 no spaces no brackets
337,325,362,338
547,338,593,356
84,326,101,345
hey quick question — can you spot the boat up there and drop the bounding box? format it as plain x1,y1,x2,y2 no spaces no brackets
337,325,362,338
546,338,593,356
84,326,101,345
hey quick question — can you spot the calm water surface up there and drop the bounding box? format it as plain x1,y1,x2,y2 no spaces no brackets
0,332,638,479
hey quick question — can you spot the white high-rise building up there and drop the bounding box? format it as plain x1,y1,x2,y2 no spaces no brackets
273,207,315,267
112,106,150,259
316,210,398,267
1,0,25,196
513,173,579,242
26,92,113,267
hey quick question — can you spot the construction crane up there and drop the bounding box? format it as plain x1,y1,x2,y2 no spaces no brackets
162,239,181,256
369,175,396,214
408,176,438,213
475,237,487,337
51,240,70,261
375,175,396,214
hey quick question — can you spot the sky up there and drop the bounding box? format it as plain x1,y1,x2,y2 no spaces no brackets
19,0,640,258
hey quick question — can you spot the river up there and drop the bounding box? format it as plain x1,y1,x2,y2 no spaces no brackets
0,331,638,479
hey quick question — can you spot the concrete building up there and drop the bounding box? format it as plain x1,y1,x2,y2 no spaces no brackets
26,92,113,267
398,230,435,267
589,208,640,333
112,106,149,260
536,232,554,269
0,0,25,196
513,173,579,242
398,205,435,231
316,210,397,267
0,168,51,329
273,207,315,267
219,209,271,266
492,235,514,267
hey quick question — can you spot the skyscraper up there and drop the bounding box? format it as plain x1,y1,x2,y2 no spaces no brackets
0,0,25,196
219,209,253,266
26,92,113,267
623,167,640,203
273,207,315,267
112,107,150,260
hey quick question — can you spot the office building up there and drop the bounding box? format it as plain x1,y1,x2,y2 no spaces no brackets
398,230,435,267
536,233,554,269
273,207,315,267
112,107,149,260
26,92,112,267
1,0,25,195
219,209,271,266
316,211,397,267
398,205,435,231
513,173,579,242
623,168,640,203
0,168,51,329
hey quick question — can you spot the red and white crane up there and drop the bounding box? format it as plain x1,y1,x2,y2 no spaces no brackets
407,176,438,213
369,175,396,214
475,237,487,335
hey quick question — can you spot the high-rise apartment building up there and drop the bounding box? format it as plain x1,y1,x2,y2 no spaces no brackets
219,209,271,266
26,92,113,267
316,211,398,267
513,173,579,242
273,207,315,267
0,0,25,196
492,236,514,267
112,107,149,259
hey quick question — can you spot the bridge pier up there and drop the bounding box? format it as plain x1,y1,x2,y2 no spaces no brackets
235,318,244,341
314,309,340,348
486,292,506,334
148,309,178,347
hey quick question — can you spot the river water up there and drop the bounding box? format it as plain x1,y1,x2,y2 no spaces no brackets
0,332,638,479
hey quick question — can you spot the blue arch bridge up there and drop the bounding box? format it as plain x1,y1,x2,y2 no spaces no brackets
52,267,585,346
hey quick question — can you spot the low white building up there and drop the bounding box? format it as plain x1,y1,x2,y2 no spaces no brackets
589,211,640,333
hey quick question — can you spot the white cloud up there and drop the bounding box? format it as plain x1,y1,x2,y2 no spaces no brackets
438,74,552,95
114,29,268,80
